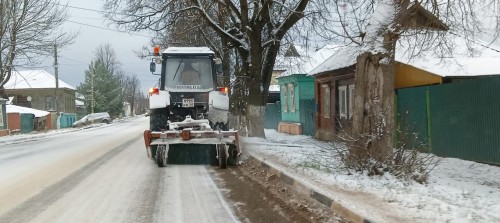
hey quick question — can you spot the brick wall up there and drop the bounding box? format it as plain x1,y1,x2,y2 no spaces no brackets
0,129,8,137
7,113,21,132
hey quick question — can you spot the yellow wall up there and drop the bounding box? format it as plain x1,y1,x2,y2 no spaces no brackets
395,62,442,89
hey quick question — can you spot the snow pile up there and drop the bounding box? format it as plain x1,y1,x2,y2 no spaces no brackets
244,129,500,223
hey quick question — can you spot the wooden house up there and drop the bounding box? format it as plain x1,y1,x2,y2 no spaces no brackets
309,2,450,140
310,37,500,141
274,44,339,135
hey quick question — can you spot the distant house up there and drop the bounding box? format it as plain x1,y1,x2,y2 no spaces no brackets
4,70,76,113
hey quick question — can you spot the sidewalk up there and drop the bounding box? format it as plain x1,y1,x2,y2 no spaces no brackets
241,129,500,223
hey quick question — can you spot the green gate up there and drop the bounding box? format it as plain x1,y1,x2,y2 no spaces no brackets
299,99,316,136
20,113,34,133
265,102,281,130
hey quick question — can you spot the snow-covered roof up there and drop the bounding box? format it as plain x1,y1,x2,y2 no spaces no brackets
275,44,341,77
6,104,50,117
309,45,360,75
310,36,500,77
75,99,84,106
4,70,75,90
163,47,214,55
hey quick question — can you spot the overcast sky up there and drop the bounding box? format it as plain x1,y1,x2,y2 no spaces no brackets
41,0,158,94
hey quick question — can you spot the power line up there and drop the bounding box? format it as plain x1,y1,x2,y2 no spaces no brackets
66,20,154,38
60,56,89,65
56,3,161,18
56,3,131,17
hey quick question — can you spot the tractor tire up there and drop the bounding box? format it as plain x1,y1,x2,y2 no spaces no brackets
214,122,229,131
150,107,169,131
156,145,167,167
218,144,227,169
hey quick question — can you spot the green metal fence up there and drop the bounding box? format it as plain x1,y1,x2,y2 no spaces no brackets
265,102,282,130
59,113,78,128
397,76,500,164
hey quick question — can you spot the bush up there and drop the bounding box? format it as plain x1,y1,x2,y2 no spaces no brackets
333,112,440,184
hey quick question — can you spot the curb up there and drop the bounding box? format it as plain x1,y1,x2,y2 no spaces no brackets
246,154,374,223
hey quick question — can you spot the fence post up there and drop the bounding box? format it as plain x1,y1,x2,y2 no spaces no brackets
426,90,432,153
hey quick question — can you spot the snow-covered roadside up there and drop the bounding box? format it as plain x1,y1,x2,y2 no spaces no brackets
244,129,500,223
0,116,142,146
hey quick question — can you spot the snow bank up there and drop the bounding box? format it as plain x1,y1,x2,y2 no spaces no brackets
244,129,500,223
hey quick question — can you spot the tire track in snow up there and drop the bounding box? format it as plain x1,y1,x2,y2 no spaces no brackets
0,135,142,223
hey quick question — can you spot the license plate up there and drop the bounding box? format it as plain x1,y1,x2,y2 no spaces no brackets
182,98,194,107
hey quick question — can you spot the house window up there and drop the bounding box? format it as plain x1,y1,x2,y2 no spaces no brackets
348,85,355,119
322,84,330,117
282,85,288,112
288,83,295,112
339,86,347,119
45,96,54,111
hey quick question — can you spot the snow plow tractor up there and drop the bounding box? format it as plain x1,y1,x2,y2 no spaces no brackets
143,46,240,168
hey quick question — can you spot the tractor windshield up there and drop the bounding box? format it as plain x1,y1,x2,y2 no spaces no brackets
164,57,214,91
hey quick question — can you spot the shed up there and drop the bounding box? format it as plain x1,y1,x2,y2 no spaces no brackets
6,105,50,133
277,74,315,135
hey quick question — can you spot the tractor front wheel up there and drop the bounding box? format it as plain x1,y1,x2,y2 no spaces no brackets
218,144,227,169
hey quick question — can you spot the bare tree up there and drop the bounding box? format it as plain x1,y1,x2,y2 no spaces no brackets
125,74,141,116
103,0,322,137
0,0,74,98
95,43,121,76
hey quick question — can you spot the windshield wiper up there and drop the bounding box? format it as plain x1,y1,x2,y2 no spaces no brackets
172,58,184,81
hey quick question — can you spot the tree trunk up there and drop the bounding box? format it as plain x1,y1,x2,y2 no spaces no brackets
246,104,266,137
0,86,7,99
352,51,395,160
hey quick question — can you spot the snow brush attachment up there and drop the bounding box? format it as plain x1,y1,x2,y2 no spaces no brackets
143,128,241,168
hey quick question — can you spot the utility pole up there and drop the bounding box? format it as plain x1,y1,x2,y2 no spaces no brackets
91,68,94,114
54,43,60,129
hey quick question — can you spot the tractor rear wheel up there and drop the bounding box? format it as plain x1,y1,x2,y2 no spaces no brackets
150,107,169,131
156,145,167,167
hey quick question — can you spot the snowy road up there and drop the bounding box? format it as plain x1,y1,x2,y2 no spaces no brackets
0,118,238,223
